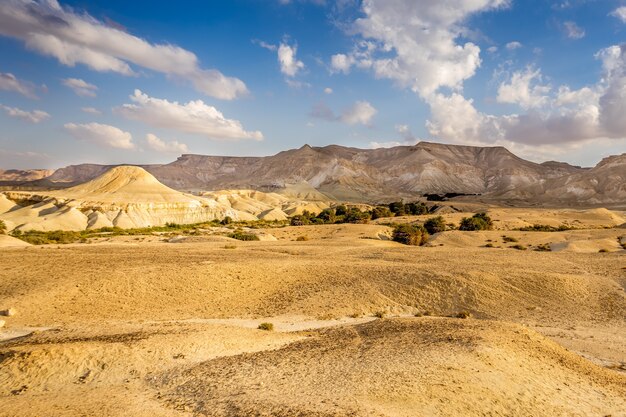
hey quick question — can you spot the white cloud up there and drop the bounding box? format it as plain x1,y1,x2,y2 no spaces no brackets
310,100,377,126
506,41,523,50
562,21,585,39
0,104,50,123
278,42,305,77
497,67,552,109
426,44,626,150
330,53,354,74
340,100,377,126
81,107,101,115
610,6,626,23
115,90,263,141
369,141,405,149
145,133,188,154
0,72,39,99
0,0,248,99
329,0,509,97
324,87,333,94
64,122,135,149
62,78,98,97
487,46,498,53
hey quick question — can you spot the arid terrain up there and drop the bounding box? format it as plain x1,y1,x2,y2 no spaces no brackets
1,202,625,416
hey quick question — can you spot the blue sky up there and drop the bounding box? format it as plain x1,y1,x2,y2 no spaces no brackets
0,0,625,169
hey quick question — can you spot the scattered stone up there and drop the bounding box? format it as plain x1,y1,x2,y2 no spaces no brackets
0,307,16,317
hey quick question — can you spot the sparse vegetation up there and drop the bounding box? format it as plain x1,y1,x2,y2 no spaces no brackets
484,243,495,248
459,213,493,231
296,235,309,241
0,219,6,234
392,224,429,246
502,236,518,243
598,248,609,253
223,244,237,249
510,244,527,251
455,311,472,319
220,216,233,225
516,224,573,232
257,322,274,331
374,311,385,318
534,243,552,252
228,230,260,241
423,216,446,234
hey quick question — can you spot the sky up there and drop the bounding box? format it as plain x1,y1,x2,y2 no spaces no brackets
0,0,625,169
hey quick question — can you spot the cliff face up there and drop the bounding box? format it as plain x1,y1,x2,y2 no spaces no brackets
5,142,621,205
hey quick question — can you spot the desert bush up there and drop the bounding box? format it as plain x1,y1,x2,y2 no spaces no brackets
290,215,310,226
371,206,393,220
459,213,493,231
343,207,371,223
405,202,429,215
220,216,233,225
0,220,6,234
374,311,385,318
14,230,82,245
392,224,429,246
258,322,274,331
516,224,573,232
598,248,609,253
510,244,527,251
228,230,260,241
423,216,446,234
296,235,309,241
502,236,518,243
455,311,472,319
316,208,336,223
534,243,552,252
484,243,495,248
334,205,348,216
388,201,406,216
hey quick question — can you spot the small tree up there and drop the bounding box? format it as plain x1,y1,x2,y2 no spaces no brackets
335,205,348,216
459,213,493,231
406,202,429,215
316,208,336,224
389,201,406,216
424,216,446,234
290,215,310,226
221,216,233,225
344,207,371,223
392,224,429,246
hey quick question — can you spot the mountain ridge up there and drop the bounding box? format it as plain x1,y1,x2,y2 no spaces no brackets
3,142,624,206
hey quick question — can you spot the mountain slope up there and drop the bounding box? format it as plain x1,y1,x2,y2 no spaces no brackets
8,141,622,205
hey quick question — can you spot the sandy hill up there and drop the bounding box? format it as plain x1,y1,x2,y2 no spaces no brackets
14,141,622,206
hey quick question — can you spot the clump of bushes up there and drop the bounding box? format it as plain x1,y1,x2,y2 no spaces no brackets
459,213,493,231
484,243,495,248
502,236,518,243
534,243,552,252
228,229,260,241
392,224,429,246
516,224,573,232
373,311,386,318
258,322,274,331
220,216,233,225
423,216,446,234
12,230,83,245
371,206,392,220
510,244,527,251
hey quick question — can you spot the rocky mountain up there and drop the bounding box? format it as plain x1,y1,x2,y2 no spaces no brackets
0,169,54,183
5,142,624,206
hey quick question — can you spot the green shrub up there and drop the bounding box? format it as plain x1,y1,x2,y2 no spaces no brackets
502,236,518,243
423,216,446,234
374,311,385,318
290,215,310,226
258,322,274,331
392,224,429,246
316,208,336,223
389,201,406,216
405,202,429,215
228,230,260,241
221,216,233,225
334,205,348,216
459,213,493,231
516,224,573,232
344,207,371,223
13,230,82,245
371,206,392,220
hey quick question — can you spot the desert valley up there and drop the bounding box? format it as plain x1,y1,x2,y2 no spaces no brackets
0,142,625,416
2,1,626,415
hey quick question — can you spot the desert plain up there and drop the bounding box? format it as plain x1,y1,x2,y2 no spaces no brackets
1,198,625,417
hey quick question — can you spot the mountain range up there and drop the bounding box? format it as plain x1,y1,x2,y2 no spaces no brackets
2,142,624,206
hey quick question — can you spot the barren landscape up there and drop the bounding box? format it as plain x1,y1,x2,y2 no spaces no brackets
1,189,625,416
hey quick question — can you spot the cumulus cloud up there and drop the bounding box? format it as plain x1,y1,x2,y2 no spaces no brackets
329,0,508,97
426,44,626,151
310,100,377,126
145,133,189,153
562,21,585,39
64,122,135,149
506,41,523,50
0,0,248,99
278,42,305,77
0,72,39,99
115,90,263,141
81,106,101,115
497,67,552,109
610,6,626,23
324,87,333,94
62,78,98,97
0,104,50,123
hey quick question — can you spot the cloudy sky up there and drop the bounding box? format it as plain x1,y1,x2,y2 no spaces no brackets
0,0,625,169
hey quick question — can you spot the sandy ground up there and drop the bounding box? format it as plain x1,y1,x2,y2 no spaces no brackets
0,220,625,416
